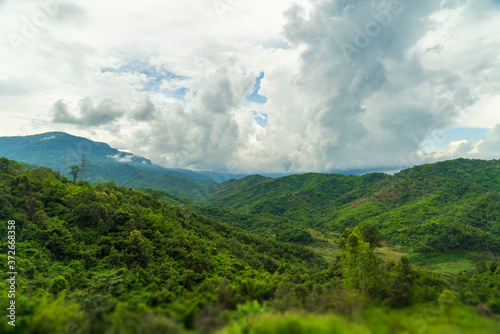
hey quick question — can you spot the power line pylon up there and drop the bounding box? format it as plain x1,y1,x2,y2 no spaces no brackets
80,154,88,181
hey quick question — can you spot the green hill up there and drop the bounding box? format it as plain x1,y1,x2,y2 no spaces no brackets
0,132,222,200
197,159,500,270
0,157,498,333
0,158,325,333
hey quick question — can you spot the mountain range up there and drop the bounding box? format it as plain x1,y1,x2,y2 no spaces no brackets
1,132,499,268
0,132,248,200
0,134,499,333
0,132,393,200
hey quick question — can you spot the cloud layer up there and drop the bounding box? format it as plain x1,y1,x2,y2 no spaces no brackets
1,0,499,173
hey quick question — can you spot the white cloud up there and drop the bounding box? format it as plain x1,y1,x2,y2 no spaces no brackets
51,97,125,127
107,153,133,163
473,125,500,159
0,0,499,173
40,135,56,141
422,124,500,162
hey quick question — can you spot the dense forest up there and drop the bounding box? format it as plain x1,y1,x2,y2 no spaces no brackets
1,157,499,333
196,159,500,270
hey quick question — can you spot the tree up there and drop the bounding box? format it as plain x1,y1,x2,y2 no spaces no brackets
69,165,80,184
276,227,313,244
340,227,382,295
468,252,487,275
358,224,383,250
0,157,12,174
390,256,415,306
125,230,155,267
338,224,383,251
438,289,461,317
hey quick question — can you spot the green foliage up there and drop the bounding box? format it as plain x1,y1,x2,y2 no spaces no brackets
200,159,500,270
0,157,499,333
228,313,370,334
340,227,383,295
438,290,461,309
0,158,326,333
358,224,383,250
69,165,80,183
29,292,85,334
224,305,500,334
390,256,415,307
275,227,313,244
338,224,383,251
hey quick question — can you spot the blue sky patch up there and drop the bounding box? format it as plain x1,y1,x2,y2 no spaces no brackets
246,72,268,104
253,111,268,127
260,39,292,50
423,127,489,150
100,60,189,96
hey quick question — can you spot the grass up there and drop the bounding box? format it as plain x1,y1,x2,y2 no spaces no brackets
307,228,341,262
308,240,341,263
219,304,500,334
409,252,482,276
307,229,408,264
375,246,407,261
307,229,483,276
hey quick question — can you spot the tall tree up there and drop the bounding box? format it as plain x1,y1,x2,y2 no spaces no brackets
340,227,383,295
390,256,415,306
338,224,383,251
69,165,80,184
358,224,383,250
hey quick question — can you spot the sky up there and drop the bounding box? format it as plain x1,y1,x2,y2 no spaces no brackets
0,0,499,174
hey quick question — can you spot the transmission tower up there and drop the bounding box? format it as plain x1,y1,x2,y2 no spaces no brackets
80,154,88,181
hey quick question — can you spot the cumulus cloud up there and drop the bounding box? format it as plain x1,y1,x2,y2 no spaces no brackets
121,59,256,171
477,125,500,157
421,124,500,161
107,153,133,163
51,97,124,127
242,0,477,172
131,96,157,121
1,0,499,173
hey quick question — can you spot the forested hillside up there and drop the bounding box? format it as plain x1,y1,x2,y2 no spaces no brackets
1,157,499,333
0,132,222,200
0,158,325,333
199,159,500,269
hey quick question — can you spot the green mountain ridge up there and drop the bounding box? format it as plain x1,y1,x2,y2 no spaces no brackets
197,159,500,263
0,157,325,333
0,132,223,200
0,157,499,333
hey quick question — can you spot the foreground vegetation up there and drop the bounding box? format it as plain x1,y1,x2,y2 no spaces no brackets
221,305,500,334
0,157,499,333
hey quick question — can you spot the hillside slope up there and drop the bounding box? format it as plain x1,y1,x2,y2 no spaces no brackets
0,158,325,333
0,158,498,333
199,159,500,257
0,132,221,200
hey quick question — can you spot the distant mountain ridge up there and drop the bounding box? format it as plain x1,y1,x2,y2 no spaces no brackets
0,132,241,199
